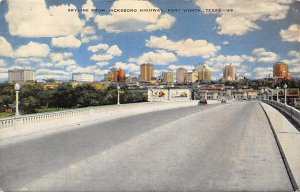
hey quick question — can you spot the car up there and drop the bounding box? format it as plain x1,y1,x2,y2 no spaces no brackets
221,99,227,103
198,99,207,105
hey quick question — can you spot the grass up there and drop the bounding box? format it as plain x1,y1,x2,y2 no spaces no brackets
0,112,14,118
36,107,67,113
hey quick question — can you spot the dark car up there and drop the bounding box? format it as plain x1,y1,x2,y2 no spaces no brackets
221,99,227,103
198,99,207,105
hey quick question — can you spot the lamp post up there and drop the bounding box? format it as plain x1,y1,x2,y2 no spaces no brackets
117,85,120,106
276,86,279,102
283,83,287,105
205,91,208,100
271,89,273,101
14,83,20,117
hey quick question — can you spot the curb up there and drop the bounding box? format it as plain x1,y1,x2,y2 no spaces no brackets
259,102,299,191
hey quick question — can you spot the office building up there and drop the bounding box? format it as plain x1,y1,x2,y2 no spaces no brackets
140,64,154,82
195,65,212,81
176,67,187,84
72,73,94,82
223,64,236,81
185,70,198,83
8,68,36,83
273,62,292,80
162,72,174,83
117,69,126,82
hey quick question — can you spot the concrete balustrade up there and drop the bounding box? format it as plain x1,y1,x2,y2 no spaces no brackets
264,100,300,127
0,104,117,129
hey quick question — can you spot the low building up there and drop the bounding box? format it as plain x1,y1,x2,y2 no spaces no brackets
72,73,94,82
8,68,36,83
148,88,191,102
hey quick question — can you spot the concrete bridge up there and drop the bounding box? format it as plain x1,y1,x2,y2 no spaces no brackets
0,100,299,191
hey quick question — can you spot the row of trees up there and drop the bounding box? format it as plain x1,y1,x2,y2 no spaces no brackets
0,83,147,114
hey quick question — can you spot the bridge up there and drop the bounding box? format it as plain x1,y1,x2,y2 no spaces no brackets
0,100,299,191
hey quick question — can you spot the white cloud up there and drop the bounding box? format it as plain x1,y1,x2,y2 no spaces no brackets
252,48,279,62
96,62,109,67
67,65,108,75
82,0,95,21
0,36,13,57
91,54,113,62
5,0,85,37
195,0,294,36
253,67,273,79
0,72,8,79
15,57,43,65
36,68,70,81
223,41,229,45
146,36,219,57
50,52,73,63
89,44,122,62
107,45,122,56
168,65,194,71
94,0,175,33
88,44,109,53
40,63,54,67
80,26,100,43
0,59,6,67
114,62,140,73
37,68,69,76
282,50,300,77
280,24,300,43
52,35,81,48
55,59,77,67
129,50,177,65
15,42,49,58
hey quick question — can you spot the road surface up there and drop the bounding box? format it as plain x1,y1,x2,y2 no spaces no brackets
0,102,293,191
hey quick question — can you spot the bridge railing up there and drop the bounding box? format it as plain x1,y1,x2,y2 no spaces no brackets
0,103,149,130
263,100,300,127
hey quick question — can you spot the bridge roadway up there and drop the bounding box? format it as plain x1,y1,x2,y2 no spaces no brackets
0,101,293,191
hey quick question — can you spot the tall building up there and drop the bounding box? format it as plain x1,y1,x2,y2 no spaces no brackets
223,64,236,81
8,68,36,83
72,73,94,82
117,69,126,82
112,67,119,82
140,64,154,82
162,72,174,83
104,72,114,82
176,67,187,84
273,62,292,80
195,65,211,81
185,70,198,83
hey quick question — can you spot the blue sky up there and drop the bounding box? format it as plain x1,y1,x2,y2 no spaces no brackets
0,0,299,81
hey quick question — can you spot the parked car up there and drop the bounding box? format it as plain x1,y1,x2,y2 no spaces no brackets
198,99,207,105
221,99,227,103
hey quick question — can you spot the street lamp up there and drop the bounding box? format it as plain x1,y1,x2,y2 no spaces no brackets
205,91,208,100
270,89,273,101
14,83,20,117
117,85,120,106
283,83,287,105
276,86,279,102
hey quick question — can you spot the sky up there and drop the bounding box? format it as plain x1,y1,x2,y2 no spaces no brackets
0,0,299,82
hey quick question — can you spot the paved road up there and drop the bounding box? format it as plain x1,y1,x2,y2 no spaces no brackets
0,102,293,191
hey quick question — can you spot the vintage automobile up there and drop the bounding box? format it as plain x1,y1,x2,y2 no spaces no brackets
198,99,207,105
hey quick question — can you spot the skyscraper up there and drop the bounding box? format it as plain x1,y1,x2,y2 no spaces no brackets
195,65,211,81
176,67,187,84
140,64,154,82
162,72,174,83
117,69,126,82
8,68,36,83
273,62,292,80
223,64,236,81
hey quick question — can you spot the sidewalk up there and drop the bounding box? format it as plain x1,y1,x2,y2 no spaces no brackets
0,101,198,147
261,102,300,190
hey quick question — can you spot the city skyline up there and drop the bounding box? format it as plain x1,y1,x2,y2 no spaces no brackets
0,0,299,82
